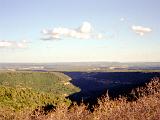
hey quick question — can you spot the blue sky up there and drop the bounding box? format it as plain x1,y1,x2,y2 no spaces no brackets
0,0,160,62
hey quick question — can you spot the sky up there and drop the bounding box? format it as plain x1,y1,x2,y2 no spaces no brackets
0,0,160,63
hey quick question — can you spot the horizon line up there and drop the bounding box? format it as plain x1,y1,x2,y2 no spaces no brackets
0,61,160,64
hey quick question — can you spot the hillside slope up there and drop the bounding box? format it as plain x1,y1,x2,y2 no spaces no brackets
0,71,80,95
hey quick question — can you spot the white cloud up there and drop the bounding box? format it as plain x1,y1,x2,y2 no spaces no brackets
0,40,28,48
79,22,92,33
120,17,125,22
132,25,152,36
0,41,12,47
41,22,106,40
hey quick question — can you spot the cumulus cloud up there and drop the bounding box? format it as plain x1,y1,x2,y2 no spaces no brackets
0,40,28,48
41,22,106,40
78,22,92,33
132,25,152,36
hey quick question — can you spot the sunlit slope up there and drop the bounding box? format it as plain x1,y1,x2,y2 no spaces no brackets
0,71,80,95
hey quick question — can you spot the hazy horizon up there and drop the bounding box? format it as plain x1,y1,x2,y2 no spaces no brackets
0,61,160,64
0,0,160,63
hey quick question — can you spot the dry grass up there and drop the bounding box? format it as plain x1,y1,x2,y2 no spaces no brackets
1,78,160,120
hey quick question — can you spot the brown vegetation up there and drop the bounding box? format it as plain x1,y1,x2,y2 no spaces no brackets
1,77,159,120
